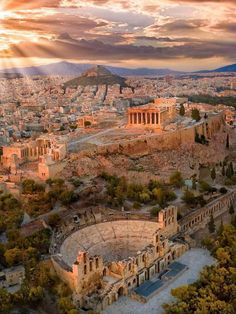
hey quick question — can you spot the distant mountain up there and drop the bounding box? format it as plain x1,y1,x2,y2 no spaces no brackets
0,61,93,76
0,73,23,79
1,61,236,77
64,65,128,88
0,61,183,77
196,63,236,73
213,63,236,73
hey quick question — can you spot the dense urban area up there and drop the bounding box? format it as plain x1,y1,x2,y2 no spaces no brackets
0,64,236,314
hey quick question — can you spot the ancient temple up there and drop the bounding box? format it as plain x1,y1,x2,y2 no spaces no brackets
127,98,177,129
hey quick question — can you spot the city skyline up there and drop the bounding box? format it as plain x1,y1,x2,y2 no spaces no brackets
0,0,235,71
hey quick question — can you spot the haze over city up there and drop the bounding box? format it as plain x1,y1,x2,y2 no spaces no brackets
0,0,236,71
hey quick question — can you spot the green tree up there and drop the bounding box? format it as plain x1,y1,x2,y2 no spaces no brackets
4,247,23,266
179,104,185,116
169,171,184,188
58,297,76,314
229,204,234,215
210,167,216,181
226,164,233,179
59,191,78,205
192,177,197,190
182,190,195,205
199,180,213,193
222,165,225,176
150,206,160,217
0,288,12,313
139,192,151,203
48,213,61,228
191,108,201,121
208,214,216,233
217,219,224,236
152,188,164,206
28,286,44,303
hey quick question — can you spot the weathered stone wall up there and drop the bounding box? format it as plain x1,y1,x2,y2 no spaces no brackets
59,220,162,266
180,188,236,234
63,113,226,181
51,256,75,290
74,113,224,159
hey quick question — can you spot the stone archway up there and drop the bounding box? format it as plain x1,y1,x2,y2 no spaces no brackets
118,286,124,296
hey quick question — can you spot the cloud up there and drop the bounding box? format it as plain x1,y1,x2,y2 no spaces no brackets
4,0,61,10
1,0,236,70
2,14,108,36
168,0,236,3
152,19,208,32
213,21,236,33
3,35,236,62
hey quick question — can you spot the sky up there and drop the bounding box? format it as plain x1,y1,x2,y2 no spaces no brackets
0,0,235,71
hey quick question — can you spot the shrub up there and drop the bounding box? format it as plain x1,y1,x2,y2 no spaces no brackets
169,171,184,188
150,207,161,217
133,201,141,210
182,190,195,205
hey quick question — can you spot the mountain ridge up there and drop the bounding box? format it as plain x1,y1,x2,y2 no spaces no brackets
0,61,236,77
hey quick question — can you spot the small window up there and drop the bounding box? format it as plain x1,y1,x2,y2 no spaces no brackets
84,265,87,275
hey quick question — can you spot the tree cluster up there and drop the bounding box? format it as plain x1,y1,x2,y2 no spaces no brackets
163,223,236,314
22,179,78,217
101,172,178,208
0,261,79,314
0,193,23,233
187,95,236,109
191,108,201,122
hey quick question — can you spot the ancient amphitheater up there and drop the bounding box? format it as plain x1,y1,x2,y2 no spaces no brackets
60,220,162,265
52,207,188,311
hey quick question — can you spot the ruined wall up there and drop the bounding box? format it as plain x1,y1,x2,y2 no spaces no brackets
64,113,225,181
75,113,223,158
51,256,75,291
180,188,236,234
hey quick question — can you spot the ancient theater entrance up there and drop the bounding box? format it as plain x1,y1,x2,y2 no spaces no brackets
118,286,124,296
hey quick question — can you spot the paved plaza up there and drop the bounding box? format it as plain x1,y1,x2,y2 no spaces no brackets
102,248,215,314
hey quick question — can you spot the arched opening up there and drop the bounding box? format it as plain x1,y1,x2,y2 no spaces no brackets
118,286,124,297
103,268,107,277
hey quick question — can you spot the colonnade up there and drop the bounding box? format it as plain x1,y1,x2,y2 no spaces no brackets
128,111,161,126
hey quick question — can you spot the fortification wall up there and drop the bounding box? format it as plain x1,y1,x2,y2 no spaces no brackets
180,188,236,234
73,113,224,159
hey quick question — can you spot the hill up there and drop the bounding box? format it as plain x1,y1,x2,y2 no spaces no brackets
63,65,128,88
213,63,236,72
